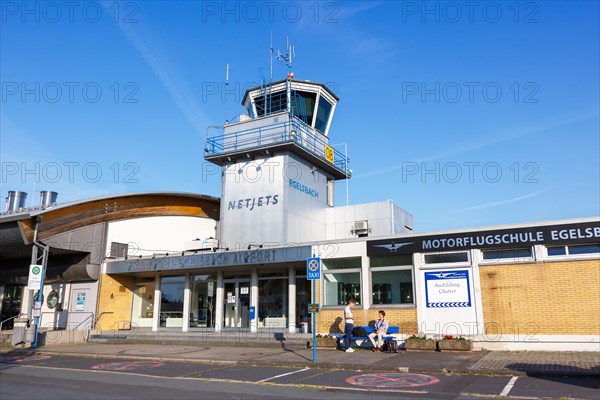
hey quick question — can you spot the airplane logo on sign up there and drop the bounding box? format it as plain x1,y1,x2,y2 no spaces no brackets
373,242,414,253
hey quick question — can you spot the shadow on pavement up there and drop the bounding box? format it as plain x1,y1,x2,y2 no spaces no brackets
506,362,600,385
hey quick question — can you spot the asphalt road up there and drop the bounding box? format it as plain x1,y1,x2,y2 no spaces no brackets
0,353,598,399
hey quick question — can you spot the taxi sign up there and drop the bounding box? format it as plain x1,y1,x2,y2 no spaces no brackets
306,257,321,280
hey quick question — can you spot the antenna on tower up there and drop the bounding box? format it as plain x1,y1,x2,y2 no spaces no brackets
269,33,273,81
225,63,229,124
269,35,296,80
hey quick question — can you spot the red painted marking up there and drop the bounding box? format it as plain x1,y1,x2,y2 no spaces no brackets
345,373,440,388
0,355,51,363
91,361,164,371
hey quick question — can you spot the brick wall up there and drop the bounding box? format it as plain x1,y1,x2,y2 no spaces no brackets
96,274,134,331
479,259,600,335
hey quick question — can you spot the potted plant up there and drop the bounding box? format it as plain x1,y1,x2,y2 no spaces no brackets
437,335,473,351
310,334,339,349
404,334,436,350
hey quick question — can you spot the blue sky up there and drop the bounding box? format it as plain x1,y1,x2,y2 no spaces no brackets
1,1,598,231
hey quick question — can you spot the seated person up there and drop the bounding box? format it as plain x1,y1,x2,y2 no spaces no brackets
368,310,388,352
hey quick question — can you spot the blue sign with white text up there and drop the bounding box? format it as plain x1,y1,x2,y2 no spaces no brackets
306,257,321,280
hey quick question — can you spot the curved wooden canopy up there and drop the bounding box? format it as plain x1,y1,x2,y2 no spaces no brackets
12,192,220,244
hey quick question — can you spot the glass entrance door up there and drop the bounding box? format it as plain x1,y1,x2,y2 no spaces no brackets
131,281,155,328
224,280,250,329
0,285,23,330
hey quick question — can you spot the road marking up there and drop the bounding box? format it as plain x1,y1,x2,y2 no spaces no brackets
499,376,519,396
0,354,51,363
92,361,165,371
346,373,439,388
10,364,431,394
256,367,310,383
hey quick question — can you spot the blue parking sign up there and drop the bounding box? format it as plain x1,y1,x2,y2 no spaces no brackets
306,257,321,280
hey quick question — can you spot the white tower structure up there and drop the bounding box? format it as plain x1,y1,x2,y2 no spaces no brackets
205,74,346,248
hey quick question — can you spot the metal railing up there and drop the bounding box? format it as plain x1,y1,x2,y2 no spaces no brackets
0,315,23,345
205,117,350,176
95,311,113,329
0,315,20,331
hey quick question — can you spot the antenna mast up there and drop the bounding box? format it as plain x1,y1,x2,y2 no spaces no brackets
225,63,229,124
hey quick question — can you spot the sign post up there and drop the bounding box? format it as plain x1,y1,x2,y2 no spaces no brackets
306,256,321,363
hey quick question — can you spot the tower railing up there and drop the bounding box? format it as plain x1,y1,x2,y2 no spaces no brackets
205,117,349,176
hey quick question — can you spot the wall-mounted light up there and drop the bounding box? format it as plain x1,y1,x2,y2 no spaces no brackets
247,244,263,250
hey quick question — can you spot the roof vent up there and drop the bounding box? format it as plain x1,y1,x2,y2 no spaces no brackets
40,191,58,208
4,191,27,213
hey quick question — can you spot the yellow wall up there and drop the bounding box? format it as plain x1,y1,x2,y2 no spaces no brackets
479,259,600,335
96,274,134,331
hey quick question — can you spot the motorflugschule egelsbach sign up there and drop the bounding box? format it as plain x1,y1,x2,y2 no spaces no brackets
367,221,600,256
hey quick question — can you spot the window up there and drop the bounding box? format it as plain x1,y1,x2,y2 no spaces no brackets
291,91,316,125
160,276,185,327
424,252,469,264
46,291,59,309
33,290,44,303
323,258,361,306
315,97,332,133
547,243,600,257
370,256,414,305
191,274,217,328
254,91,287,117
482,247,533,261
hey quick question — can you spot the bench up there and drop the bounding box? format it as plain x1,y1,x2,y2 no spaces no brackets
351,326,399,341
331,326,400,348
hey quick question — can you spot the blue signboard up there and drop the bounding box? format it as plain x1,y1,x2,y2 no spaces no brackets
424,270,471,308
306,257,321,280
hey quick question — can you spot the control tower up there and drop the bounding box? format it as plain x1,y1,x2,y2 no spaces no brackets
205,52,350,248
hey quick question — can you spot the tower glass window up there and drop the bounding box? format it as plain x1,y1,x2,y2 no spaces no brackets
254,91,287,117
291,91,316,125
315,97,333,133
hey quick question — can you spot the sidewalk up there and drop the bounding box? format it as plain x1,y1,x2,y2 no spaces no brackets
2,342,599,377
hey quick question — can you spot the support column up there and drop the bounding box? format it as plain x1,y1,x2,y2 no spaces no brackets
215,270,224,332
360,255,371,310
250,268,258,333
288,266,296,333
152,274,161,332
182,272,191,332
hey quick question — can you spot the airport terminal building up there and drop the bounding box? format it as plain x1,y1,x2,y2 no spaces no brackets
1,77,598,351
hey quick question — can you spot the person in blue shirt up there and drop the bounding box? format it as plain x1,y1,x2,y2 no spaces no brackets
369,310,389,352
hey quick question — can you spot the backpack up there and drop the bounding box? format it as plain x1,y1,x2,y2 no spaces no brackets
384,339,398,353
352,326,368,337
